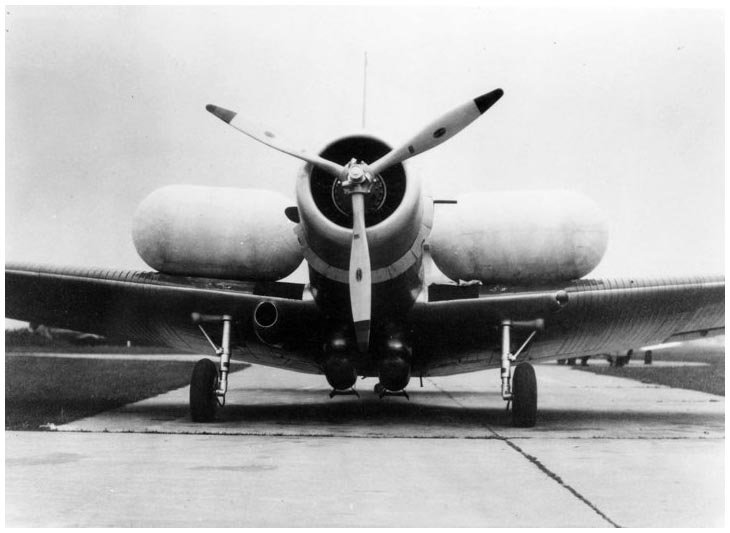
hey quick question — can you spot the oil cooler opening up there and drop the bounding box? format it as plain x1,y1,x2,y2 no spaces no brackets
253,301,279,329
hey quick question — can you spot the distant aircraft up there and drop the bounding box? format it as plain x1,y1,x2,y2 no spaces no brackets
5,88,724,427
27,323,106,346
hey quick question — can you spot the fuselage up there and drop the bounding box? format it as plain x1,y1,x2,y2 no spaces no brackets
291,133,430,388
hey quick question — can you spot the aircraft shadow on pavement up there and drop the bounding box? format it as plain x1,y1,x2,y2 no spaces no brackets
118,387,725,431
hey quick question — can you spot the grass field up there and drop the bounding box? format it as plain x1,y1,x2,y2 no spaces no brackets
572,337,725,396
4,328,180,354
5,356,248,430
5,330,249,430
6,357,203,430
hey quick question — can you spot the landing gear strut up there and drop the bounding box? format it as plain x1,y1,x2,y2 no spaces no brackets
500,319,542,427
190,313,233,422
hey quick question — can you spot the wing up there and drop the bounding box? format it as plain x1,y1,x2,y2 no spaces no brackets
409,275,724,376
5,262,324,374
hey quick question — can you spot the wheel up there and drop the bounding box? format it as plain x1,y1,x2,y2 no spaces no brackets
616,349,633,367
374,382,385,395
190,358,219,422
512,363,537,427
557,359,566,365
580,356,589,366
567,358,576,366
644,350,653,365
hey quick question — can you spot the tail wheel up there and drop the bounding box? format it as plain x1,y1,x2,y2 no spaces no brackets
190,358,219,422
512,363,537,427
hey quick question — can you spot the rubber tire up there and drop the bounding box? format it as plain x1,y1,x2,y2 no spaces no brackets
512,363,537,428
190,358,218,422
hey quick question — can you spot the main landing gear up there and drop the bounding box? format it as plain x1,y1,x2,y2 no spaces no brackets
190,358,219,422
511,363,537,427
499,319,542,427
189,313,233,422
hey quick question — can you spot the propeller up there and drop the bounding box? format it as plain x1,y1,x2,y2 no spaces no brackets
349,191,371,352
206,88,503,352
368,88,503,176
206,105,345,178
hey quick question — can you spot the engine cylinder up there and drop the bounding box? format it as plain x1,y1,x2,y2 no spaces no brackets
428,190,608,284
133,186,303,281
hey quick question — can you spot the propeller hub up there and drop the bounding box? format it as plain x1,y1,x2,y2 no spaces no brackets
348,166,365,183
341,162,374,195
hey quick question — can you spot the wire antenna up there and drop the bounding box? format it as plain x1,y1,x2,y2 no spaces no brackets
361,51,368,129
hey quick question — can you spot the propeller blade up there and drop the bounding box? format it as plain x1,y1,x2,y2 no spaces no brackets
349,193,371,352
368,88,503,176
206,104,345,178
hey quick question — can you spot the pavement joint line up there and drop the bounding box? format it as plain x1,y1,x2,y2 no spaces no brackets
499,438,622,528
40,428,727,443
427,376,622,528
508,435,724,441
40,429,523,438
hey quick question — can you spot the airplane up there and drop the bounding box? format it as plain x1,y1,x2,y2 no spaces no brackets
5,87,724,427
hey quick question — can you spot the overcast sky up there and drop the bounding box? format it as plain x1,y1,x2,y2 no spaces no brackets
5,6,724,283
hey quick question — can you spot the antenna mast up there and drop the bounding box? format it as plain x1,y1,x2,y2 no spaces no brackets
361,51,368,129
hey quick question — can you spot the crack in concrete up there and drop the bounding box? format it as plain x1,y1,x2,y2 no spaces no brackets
429,378,621,528
500,438,621,528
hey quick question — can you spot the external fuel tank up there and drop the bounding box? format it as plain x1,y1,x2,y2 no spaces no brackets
428,190,608,284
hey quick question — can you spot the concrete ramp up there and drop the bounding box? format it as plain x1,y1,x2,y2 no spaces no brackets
6,363,724,527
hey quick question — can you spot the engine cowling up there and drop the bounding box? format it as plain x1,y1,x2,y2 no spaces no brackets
133,185,302,280
428,190,608,284
295,134,426,281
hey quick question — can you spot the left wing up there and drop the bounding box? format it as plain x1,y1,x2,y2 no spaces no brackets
5,262,324,373
409,275,724,376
